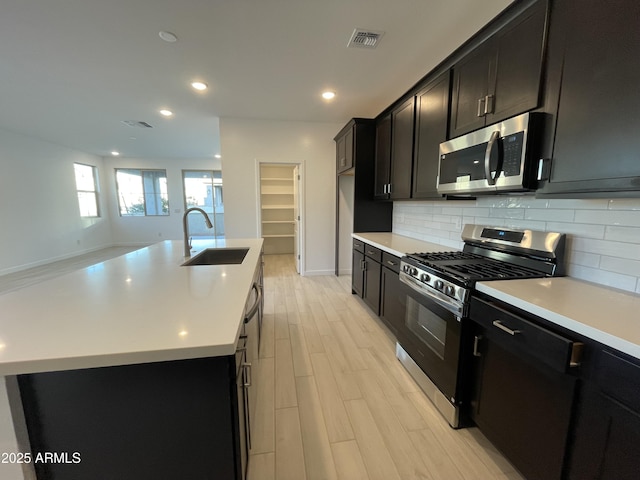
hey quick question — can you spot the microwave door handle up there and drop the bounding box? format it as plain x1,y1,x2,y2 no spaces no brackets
484,130,501,186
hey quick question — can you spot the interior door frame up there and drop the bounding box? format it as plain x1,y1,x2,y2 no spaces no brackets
255,160,305,276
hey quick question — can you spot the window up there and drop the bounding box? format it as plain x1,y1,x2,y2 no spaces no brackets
74,163,100,217
116,169,169,216
182,170,224,237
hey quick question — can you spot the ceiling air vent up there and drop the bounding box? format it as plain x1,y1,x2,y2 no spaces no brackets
347,28,385,49
121,120,154,128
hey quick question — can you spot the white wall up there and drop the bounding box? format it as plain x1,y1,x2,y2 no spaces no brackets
393,196,640,294
220,118,343,275
0,128,113,275
105,157,221,245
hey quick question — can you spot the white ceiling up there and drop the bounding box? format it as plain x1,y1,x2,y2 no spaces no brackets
0,0,513,159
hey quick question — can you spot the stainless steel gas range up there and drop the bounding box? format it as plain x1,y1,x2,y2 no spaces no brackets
395,224,566,428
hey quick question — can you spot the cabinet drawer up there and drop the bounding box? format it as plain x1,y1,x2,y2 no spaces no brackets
364,245,382,263
353,239,365,253
381,252,401,273
470,296,582,373
597,350,640,413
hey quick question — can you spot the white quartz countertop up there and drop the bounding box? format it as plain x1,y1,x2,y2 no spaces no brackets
352,232,448,257
0,238,263,375
476,278,640,360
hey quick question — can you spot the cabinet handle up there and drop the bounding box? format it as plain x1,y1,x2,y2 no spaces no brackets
386,260,397,266
492,320,520,336
484,94,494,115
473,335,482,357
366,250,376,255
477,97,486,117
383,184,388,194
243,362,252,387
340,157,346,167
361,259,367,271
388,183,392,194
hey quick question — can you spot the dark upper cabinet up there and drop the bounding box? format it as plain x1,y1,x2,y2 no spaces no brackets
374,99,415,201
412,71,450,199
450,0,547,138
335,119,392,275
374,114,392,200
537,0,640,197
336,127,354,174
390,98,416,200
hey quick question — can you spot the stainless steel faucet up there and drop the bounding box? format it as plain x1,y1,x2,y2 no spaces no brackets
182,207,214,257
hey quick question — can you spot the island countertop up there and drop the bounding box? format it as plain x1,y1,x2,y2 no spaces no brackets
0,238,263,376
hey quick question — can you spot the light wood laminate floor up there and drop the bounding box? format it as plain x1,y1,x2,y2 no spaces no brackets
251,254,525,480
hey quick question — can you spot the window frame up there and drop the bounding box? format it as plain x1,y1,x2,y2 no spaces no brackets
115,168,170,217
73,162,100,218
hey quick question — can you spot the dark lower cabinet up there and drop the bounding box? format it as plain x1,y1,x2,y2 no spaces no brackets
379,254,404,335
468,296,579,480
568,349,640,480
18,355,248,480
351,245,365,297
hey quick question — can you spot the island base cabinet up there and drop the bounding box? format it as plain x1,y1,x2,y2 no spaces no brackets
18,356,245,480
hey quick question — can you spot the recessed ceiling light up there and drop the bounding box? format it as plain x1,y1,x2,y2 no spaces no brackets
159,31,178,43
191,81,208,91
214,154,221,159
322,91,336,100
159,109,173,117
111,151,120,156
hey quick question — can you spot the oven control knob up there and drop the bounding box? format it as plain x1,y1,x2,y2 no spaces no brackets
434,280,444,291
410,267,418,276
445,285,456,296
420,273,430,283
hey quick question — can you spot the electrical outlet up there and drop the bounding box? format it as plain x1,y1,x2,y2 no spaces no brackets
454,218,462,230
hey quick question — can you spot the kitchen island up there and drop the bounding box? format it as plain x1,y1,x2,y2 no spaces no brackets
0,238,263,480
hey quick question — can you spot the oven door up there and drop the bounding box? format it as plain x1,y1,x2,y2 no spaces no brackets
397,283,462,404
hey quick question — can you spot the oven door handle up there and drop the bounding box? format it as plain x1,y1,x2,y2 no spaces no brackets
399,273,463,318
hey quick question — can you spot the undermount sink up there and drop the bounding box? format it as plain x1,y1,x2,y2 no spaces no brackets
181,247,249,266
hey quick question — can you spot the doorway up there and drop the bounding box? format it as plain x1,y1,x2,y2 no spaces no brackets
258,163,302,274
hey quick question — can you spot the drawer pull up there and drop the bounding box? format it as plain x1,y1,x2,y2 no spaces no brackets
473,335,482,357
366,250,376,255
386,260,397,266
492,320,520,336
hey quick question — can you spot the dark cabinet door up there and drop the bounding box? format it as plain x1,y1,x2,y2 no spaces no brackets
362,257,381,314
450,41,492,138
352,248,364,296
336,128,354,173
412,72,450,199
450,0,547,138
374,114,392,199
469,322,576,480
539,0,640,195
390,98,415,199
486,0,546,124
380,265,406,337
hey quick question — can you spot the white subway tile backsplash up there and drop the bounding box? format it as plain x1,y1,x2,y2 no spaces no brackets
604,225,640,243
392,196,640,294
525,208,575,222
572,237,640,261
489,208,525,219
568,264,638,292
574,209,640,226
608,199,640,211
599,256,640,277
548,199,609,210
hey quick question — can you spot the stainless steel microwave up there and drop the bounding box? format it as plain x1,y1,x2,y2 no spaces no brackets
437,112,542,195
